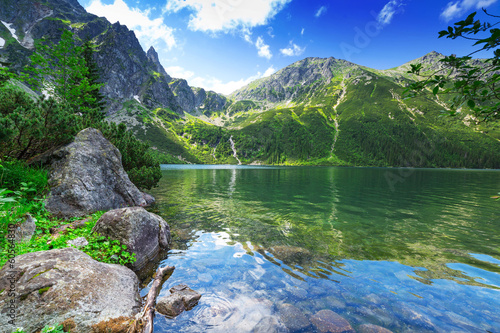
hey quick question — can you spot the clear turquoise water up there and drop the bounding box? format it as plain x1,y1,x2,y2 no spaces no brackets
145,165,500,332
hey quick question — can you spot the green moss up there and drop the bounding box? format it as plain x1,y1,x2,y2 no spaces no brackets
38,287,50,295
28,269,52,281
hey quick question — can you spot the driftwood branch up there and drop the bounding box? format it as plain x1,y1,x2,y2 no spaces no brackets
128,265,175,333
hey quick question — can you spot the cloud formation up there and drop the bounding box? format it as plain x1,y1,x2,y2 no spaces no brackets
256,36,273,59
441,0,498,21
280,41,306,57
164,0,291,33
165,66,195,79
189,66,277,95
315,6,327,18
377,0,404,26
243,33,273,59
86,0,176,49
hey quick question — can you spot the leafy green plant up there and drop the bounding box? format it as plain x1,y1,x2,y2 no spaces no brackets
11,324,65,333
0,189,17,205
405,10,500,121
41,325,65,333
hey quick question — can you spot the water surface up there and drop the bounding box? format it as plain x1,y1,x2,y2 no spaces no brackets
146,165,500,332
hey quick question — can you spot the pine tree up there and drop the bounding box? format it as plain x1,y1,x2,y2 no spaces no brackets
81,39,106,122
24,29,103,122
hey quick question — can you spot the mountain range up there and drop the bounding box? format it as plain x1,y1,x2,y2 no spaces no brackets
1,0,499,168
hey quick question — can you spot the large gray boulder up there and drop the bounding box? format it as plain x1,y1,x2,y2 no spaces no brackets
44,128,146,218
0,248,141,333
92,207,171,271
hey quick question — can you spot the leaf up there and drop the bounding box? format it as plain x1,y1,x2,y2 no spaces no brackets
465,12,476,25
432,86,439,95
467,100,476,109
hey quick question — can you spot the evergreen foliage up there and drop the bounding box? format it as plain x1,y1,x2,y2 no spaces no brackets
24,30,103,124
0,28,162,190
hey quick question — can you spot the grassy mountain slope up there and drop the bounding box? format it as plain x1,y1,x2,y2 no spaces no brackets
134,53,498,168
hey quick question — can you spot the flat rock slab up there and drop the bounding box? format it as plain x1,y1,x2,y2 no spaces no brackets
0,248,141,333
156,284,201,318
310,310,355,333
92,207,170,271
44,128,146,219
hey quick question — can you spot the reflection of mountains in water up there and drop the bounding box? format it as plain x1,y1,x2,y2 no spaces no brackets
152,167,500,289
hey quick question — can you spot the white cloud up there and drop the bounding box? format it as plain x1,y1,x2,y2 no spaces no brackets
315,6,327,18
243,33,273,59
190,66,276,95
377,0,403,26
441,0,498,21
280,41,306,57
267,27,275,38
262,66,277,77
165,66,195,79
301,28,305,36
164,0,291,33
256,36,272,59
86,0,176,49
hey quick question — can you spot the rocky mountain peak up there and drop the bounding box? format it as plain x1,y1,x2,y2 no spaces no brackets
0,0,228,115
147,46,160,63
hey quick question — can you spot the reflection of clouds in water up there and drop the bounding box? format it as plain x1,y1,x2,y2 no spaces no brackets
229,168,236,196
190,293,274,333
213,232,232,250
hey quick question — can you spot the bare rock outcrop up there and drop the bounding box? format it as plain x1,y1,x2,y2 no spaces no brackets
0,248,141,333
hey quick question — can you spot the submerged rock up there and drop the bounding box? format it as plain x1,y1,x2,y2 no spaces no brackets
44,128,146,219
156,284,201,317
310,310,354,333
92,207,171,271
0,248,141,333
278,303,310,331
358,323,394,333
267,245,313,265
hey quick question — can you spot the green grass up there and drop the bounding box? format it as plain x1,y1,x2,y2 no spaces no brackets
0,160,136,269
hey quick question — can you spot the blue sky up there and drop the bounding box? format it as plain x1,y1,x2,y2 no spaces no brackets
79,0,500,94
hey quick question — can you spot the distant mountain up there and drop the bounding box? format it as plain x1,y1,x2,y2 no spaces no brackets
0,0,228,114
1,0,498,167
170,52,499,167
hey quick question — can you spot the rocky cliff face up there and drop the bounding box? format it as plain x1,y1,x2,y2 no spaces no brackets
0,0,227,115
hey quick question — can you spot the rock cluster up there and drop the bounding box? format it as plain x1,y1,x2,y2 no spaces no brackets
0,128,182,332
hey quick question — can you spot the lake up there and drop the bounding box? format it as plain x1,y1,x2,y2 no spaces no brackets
145,165,500,332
